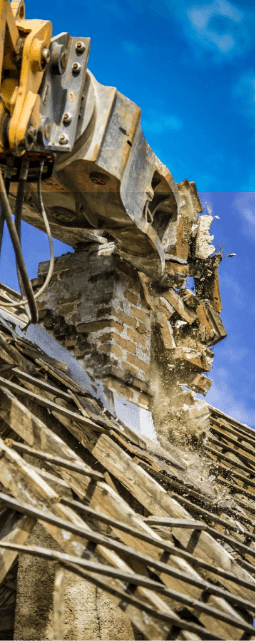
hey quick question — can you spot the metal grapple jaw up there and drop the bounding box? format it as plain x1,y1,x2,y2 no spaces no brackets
0,0,179,276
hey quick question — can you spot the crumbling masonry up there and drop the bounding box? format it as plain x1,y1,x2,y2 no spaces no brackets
34,179,226,444
0,179,254,641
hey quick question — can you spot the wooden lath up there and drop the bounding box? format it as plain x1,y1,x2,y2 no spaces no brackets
0,314,254,640
0,387,254,640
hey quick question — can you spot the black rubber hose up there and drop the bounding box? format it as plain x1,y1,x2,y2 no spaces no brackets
14,160,30,306
15,161,29,239
0,173,11,256
0,170,38,323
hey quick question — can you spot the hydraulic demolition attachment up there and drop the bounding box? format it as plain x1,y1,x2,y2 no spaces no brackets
0,0,180,323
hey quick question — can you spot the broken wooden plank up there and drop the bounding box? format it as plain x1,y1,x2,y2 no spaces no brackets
0,442,185,641
210,425,254,456
208,406,254,438
13,368,73,402
208,437,255,469
163,289,197,324
0,541,254,630
205,444,254,474
6,440,104,481
15,342,68,371
0,376,105,433
0,332,36,375
0,387,252,638
0,512,35,584
145,518,207,529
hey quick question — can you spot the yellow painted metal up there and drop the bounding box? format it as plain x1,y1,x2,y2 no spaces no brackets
9,18,52,153
0,0,21,74
0,0,52,154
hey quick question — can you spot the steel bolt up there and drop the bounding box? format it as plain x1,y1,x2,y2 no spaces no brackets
59,133,69,145
63,112,72,124
72,62,81,74
76,41,85,53
41,48,50,65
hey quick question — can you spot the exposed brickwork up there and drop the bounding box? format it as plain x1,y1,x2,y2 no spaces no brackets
35,246,152,408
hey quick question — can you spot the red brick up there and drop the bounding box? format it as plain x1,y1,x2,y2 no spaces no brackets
130,305,149,323
103,377,135,400
138,393,149,408
99,343,123,358
124,290,138,305
113,333,136,354
115,309,137,329
77,319,122,334
126,327,146,347
136,320,148,335
126,353,149,375
122,360,148,383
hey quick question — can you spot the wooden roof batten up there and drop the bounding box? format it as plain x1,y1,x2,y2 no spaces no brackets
0,305,255,641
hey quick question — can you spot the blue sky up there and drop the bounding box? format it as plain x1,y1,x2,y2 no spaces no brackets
1,0,254,425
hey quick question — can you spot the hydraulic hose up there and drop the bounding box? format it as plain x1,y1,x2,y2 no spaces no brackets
0,158,14,256
0,160,55,309
0,169,38,322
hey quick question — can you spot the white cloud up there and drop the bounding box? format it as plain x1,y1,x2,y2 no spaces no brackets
205,368,255,426
233,192,255,238
184,0,252,60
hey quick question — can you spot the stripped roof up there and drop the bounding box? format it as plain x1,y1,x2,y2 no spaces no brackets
0,288,254,641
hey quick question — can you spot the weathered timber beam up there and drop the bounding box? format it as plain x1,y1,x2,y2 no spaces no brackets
0,541,255,612
6,439,104,481
210,418,255,446
208,407,254,437
59,496,255,591
208,437,255,468
13,368,74,402
0,442,184,641
0,332,36,374
169,493,255,540
0,376,105,433
145,518,207,529
0,387,252,639
210,426,254,456
42,561,225,641
0,542,254,624
80,431,254,599
0,512,35,584
0,491,230,594
205,445,254,474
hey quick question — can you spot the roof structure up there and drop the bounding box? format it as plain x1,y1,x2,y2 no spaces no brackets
0,289,254,641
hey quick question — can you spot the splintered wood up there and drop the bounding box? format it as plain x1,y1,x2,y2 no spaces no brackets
0,273,254,640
